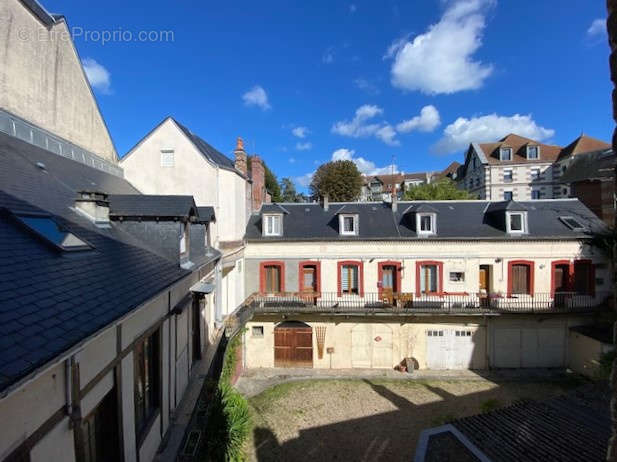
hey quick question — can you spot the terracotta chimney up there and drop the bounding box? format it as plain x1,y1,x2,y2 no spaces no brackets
251,156,266,211
234,137,247,175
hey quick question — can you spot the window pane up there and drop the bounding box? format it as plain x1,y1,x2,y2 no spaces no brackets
421,265,438,293
504,191,513,201
510,214,522,231
344,216,354,232
420,215,432,231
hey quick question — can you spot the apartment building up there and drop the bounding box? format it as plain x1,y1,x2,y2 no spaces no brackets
241,198,610,371
457,133,611,201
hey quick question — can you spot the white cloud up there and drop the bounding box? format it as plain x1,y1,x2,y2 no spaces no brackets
385,0,494,94
292,126,310,138
295,142,313,151
295,172,314,188
432,113,555,154
396,105,441,133
242,85,271,110
331,148,398,175
331,104,400,146
587,18,606,38
353,78,380,95
82,58,111,94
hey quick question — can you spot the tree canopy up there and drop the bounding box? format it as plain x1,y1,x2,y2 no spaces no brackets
402,178,474,200
280,177,300,202
264,164,282,202
310,160,362,201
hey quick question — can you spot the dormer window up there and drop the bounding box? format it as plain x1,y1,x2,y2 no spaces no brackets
339,214,358,236
560,216,585,231
417,213,436,235
500,147,512,161
526,145,540,160
506,211,527,234
263,214,282,236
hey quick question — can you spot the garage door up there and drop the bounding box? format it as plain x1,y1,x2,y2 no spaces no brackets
426,329,475,370
274,321,313,368
493,327,565,368
351,324,393,369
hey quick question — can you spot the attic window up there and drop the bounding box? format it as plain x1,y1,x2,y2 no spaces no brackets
14,213,91,251
506,211,527,234
160,150,175,167
339,214,358,236
500,147,512,161
527,145,540,159
560,216,585,231
263,214,282,236
417,213,436,235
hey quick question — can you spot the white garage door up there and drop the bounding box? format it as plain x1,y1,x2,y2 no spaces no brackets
351,324,393,369
426,329,475,370
493,327,565,368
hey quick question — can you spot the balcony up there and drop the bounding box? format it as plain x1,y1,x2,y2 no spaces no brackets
247,291,611,316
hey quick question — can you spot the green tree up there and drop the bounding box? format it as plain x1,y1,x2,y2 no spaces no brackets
264,164,282,202
403,178,474,200
280,177,300,202
310,160,362,201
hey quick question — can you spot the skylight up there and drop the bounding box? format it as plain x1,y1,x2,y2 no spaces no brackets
560,216,585,231
15,213,91,251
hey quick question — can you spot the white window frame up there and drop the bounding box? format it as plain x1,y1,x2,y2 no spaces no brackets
339,214,359,236
530,168,540,180
499,147,512,161
416,213,437,235
263,213,283,236
506,211,527,234
526,145,540,160
503,168,513,183
160,149,175,167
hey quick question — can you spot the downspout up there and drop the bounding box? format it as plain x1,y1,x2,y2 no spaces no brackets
65,358,72,418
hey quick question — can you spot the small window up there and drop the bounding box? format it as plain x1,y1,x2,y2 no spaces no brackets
417,213,436,235
340,264,360,294
449,272,465,282
503,191,513,201
263,214,282,236
527,145,539,159
507,212,526,233
180,223,188,255
252,326,264,337
503,169,513,182
160,150,175,167
339,214,358,236
531,168,540,180
500,147,512,161
560,216,585,231
134,330,160,440
531,190,541,200
14,213,91,251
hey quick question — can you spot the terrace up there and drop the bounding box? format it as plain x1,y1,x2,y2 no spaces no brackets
245,291,611,316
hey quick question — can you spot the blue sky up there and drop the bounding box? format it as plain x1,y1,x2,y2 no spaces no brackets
46,0,611,190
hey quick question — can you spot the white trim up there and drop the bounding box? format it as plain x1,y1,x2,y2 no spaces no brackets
499,146,512,161
416,212,437,236
262,213,283,236
506,211,527,234
526,144,540,160
339,214,359,236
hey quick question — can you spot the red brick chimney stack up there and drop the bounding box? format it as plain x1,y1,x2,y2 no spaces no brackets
251,156,266,211
234,137,247,176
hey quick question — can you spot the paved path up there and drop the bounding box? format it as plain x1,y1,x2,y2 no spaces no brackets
235,367,572,397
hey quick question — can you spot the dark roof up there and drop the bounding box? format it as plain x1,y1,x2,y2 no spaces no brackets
450,385,610,462
109,194,197,220
414,204,439,213
246,199,606,241
173,119,237,171
570,324,613,344
558,134,611,161
20,0,59,26
485,200,528,213
0,132,195,395
196,206,216,223
559,149,615,183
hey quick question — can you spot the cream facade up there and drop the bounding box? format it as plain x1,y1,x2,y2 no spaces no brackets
0,0,117,163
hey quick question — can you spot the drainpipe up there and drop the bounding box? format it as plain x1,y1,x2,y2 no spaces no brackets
65,358,72,418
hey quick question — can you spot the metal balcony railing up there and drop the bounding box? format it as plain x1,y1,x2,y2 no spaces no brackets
249,291,611,315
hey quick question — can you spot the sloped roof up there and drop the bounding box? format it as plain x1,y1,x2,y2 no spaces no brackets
109,194,198,219
246,199,605,241
196,206,216,223
0,132,197,395
559,149,615,183
437,161,461,179
477,134,562,165
172,119,237,171
558,134,611,161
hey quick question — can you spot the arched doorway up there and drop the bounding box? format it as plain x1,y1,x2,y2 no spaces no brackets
351,324,393,369
274,321,313,368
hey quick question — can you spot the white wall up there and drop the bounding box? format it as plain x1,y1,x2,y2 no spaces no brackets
0,0,117,162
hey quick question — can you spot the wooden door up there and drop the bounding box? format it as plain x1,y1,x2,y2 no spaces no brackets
381,266,396,299
265,265,281,293
274,324,313,368
511,264,530,294
351,324,371,368
553,264,569,307
372,325,393,369
301,266,317,294
479,265,491,307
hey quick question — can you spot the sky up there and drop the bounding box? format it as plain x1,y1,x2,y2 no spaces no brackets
45,0,612,191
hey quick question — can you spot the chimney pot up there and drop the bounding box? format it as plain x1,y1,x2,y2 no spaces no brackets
323,194,329,211
234,136,248,176
75,191,110,225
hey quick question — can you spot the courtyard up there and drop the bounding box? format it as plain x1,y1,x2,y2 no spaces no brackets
243,374,583,461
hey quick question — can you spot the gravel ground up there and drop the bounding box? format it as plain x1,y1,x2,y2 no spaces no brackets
245,377,582,461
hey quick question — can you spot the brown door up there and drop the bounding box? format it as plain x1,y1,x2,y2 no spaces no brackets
512,264,530,294
381,265,397,303
265,265,281,293
274,322,313,368
479,265,491,307
553,264,569,293
301,266,317,294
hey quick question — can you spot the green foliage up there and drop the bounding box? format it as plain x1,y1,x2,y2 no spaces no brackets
595,349,616,380
280,177,300,202
264,164,282,202
310,160,362,201
480,398,501,413
220,333,242,386
403,178,474,200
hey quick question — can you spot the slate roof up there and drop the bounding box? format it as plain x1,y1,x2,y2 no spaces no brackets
173,119,237,171
109,194,198,220
246,199,606,241
196,206,216,223
0,132,199,395
450,385,610,462
558,149,615,183
558,134,611,161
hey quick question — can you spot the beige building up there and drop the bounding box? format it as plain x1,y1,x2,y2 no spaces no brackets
241,200,610,371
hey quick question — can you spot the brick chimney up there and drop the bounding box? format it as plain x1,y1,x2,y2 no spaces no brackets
234,137,247,176
251,156,266,211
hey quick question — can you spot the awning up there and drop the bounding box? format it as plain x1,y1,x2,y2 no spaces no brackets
190,280,215,295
